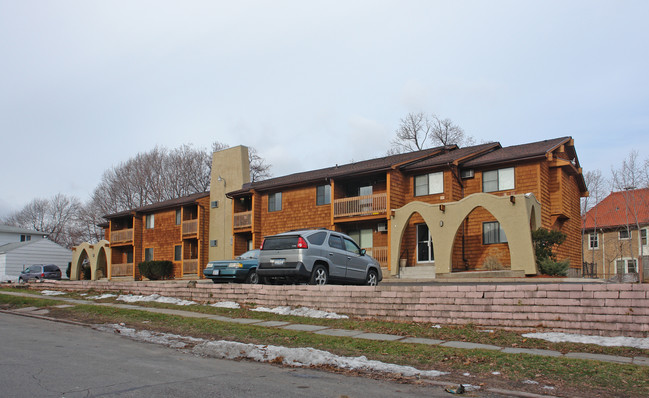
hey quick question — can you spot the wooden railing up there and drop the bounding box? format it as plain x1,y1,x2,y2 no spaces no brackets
182,219,198,235
110,228,133,243
233,211,252,228
333,193,387,218
365,246,388,268
111,263,133,277
183,259,198,274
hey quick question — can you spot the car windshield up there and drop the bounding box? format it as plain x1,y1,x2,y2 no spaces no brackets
237,250,259,260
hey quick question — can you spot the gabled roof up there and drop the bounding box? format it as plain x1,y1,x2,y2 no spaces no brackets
0,241,32,254
103,191,210,219
0,224,48,236
227,145,456,196
462,137,573,168
400,142,501,172
583,188,649,230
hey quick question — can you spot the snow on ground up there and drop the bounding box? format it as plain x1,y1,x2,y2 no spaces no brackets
117,294,197,306
1,274,18,283
96,323,448,379
523,332,649,350
210,301,240,309
41,290,66,296
86,293,117,300
251,306,348,319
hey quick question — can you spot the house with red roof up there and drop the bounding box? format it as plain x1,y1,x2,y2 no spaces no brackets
582,188,649,280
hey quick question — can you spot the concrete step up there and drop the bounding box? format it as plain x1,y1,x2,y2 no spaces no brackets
398,265,436,279
436,270,525,279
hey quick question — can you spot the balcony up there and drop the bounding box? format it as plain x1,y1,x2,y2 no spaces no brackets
111,263,133,277
333,193,387,218
234,211,252,229
365,246,388,268
110,229,133,244
183,259,199,275
182,219,198,236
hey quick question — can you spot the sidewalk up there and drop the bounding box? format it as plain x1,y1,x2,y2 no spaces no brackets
1,290,647,367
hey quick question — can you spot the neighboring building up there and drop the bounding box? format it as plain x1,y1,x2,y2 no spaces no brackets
228,137,587,277
0,225,70,280
582,188,649,280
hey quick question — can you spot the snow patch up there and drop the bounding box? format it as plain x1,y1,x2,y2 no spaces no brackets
117,294,197,306
523,332,649,350
210,301,240,309
251,306,348,319
86,294,117,300
97,323,447,379
41,290,66,296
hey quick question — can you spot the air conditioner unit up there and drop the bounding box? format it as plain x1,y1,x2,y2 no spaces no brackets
460,169,474,179
377,223,387,232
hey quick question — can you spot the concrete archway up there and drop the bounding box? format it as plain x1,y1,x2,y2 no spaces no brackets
390,193,541,276
70,240,111,280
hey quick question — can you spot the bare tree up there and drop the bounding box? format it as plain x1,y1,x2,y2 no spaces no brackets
581,169,608,267
390,112,474,154
3,194,82,248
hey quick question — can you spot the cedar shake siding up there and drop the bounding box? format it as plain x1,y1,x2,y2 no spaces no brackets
229,137,587,275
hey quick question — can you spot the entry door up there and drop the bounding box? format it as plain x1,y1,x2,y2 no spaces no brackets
417,224,434,263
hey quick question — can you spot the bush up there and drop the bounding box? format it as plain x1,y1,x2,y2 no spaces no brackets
81,265,91,280
138,261,174,280
532,228,566,263
538,258,570,276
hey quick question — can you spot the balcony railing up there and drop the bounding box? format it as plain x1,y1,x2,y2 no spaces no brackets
183,259,198,274
182,219,198,235
334,193,387,218
111,263,133,277
110,229,133,243
234,211,252,228
365,246,388,268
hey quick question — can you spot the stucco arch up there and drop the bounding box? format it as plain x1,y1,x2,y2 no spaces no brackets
390,193,541,276
70,240,111,281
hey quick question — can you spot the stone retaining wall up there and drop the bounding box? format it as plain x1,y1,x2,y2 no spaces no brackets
35,281,649,338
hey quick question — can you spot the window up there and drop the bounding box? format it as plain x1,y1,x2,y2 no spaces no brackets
343,238,361,254
482,167,515,192
126,250,133,264
616,258,637,274
20,235,31,242
588,233,599,250
176,210,181,225
619,229,630,240
306,232,327,246
414,172,444,196
348,229,373,250
483,221,507,244
641,229,648,246
268,192,282,212
417,224,434,263
174,245,182,262
145,214,155,229
316,185,331,206
144,248,154,261
328,235,345,250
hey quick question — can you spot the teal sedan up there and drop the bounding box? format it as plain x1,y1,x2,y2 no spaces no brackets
203,249,260,284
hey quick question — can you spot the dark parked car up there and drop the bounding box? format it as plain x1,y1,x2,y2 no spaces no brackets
203,249,260,284
258,229,382,286
18,264,62,283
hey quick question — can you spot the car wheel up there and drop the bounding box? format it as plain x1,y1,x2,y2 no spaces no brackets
245,270,259,284
309,265,328,285
366,269,378,286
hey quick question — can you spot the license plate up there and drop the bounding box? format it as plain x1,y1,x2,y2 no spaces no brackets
212,270,220,275
271,258,285,265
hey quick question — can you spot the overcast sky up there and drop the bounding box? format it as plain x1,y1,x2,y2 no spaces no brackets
1,0,648,217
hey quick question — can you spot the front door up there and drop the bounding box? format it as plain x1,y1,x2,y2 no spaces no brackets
417,223,434,264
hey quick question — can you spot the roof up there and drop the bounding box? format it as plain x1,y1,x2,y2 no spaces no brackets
0,224,48,236
103,191,210,219
462,137,572,168
227,145,456,196
0,241,32,254
583,188,649,230
400,142,501,172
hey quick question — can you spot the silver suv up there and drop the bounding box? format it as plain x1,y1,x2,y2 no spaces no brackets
257,229,382,286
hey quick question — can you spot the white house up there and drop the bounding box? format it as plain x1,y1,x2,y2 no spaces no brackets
0,225,70,282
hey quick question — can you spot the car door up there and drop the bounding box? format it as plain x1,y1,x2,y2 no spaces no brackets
326,234,348,278
343,238,367,281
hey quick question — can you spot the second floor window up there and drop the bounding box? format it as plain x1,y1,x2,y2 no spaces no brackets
268,192,282,212
483,221,507,244
483,167,515,192
641,229,648,246
176,210,181,225
415,172,444,196
316,185,331,206
589,233,599,250
145,214,155,229
619,229,630,240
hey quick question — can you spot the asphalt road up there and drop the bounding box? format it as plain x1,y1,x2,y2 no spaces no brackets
0,312,499,398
